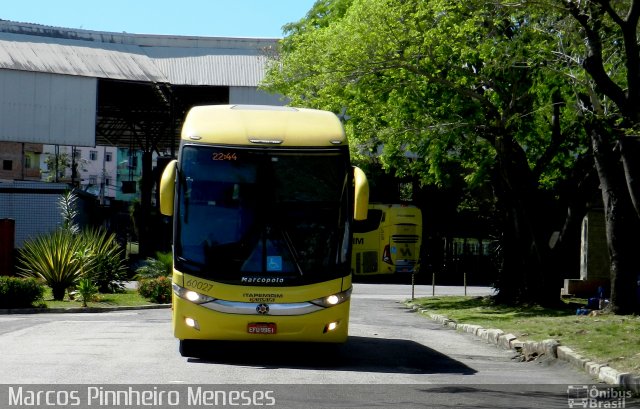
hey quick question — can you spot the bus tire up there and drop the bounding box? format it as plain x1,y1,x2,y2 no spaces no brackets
179,339,198,358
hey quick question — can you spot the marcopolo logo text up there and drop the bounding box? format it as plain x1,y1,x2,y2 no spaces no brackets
240,277,285,285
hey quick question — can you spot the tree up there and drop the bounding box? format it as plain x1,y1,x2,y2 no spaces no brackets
263,0,590,305
43,152,70,182
43,149,87,184
549,0,640,313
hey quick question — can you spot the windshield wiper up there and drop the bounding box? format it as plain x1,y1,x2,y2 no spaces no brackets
176,256,203,272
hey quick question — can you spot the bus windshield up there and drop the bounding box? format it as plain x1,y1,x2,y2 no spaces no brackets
175,145,351,285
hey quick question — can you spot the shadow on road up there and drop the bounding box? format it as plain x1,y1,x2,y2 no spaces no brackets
186,335,476,375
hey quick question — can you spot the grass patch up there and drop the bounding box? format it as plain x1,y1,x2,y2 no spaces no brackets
37,288,158,309
408,296,640,375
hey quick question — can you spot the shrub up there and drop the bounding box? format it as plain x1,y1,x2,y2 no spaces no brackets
79,228,128,293
134,252,172,280
18,224,129,299
18,229,91,300
71,278,99,307
0,277,45,308
138,276,172,304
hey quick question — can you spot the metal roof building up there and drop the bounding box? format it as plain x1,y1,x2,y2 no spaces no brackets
0,19,283,151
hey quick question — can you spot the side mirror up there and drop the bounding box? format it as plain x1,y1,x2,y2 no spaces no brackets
160,160,177,216
353,166,369,221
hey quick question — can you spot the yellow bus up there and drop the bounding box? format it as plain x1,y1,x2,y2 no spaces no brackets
352,204,422,276
159,105,369,356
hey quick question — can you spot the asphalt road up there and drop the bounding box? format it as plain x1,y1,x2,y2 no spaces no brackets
0,284,608,408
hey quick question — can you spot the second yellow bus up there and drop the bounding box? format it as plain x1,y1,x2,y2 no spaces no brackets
352,204,422,276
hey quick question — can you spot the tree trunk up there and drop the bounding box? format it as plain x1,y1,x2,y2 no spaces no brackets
619,136,640,219
548,154,599,284
51,285,66,302
588,125,640,314
492,133,559,306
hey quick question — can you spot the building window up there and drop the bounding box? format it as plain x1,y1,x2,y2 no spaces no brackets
105,178,111,186
90,150,98,161
89,176,97,185
2,160,12,171
105,152,113,162
25,155,32,169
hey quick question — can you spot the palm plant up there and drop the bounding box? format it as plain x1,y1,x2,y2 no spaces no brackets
59,189,80,234
73,278,98,307
79,228,128,293
18,229,93,300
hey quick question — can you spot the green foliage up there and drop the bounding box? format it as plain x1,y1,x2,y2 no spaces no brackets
135,251,173,305
264,0,581,190
137,276,172,304
134,252,172,280
18,229,92,301
0,277,45,308
72,278,98,307
42,288,150,309
281,0,354,40
263,0,599,305
18,212,128,299
43,152,70,182
59,189,80,234
79,228,128,293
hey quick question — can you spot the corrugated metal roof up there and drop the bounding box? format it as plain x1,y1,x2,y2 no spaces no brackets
0,32,168,82
0,180,68,190
148,52,269,86
0,20,277,87
0,19,278,49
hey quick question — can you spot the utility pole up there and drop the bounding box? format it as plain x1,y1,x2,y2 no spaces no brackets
100,146,106,205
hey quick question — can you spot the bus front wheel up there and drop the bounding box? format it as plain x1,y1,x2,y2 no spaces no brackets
179,339,199,358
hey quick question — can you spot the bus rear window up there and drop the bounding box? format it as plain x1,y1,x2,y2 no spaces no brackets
353,209,383,233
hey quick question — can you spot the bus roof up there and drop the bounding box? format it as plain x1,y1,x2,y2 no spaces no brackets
369,203,422,225
181,105,346,147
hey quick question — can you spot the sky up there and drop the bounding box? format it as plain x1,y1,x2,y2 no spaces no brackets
1,0,318,38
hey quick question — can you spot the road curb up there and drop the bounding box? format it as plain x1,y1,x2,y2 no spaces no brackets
410,304,640,393
0,304,171,314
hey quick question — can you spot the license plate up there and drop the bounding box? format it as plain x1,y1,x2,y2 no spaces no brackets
247,322,277,334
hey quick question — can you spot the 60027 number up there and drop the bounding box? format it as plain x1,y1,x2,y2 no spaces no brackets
185,279,213,292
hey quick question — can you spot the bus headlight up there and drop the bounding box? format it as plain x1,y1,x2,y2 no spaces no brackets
324,321,339,333
326,295,340,305
185,317,200,330
310,287,352,308
172,283,215,304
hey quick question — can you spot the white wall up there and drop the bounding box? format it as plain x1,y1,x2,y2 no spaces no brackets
0,69,96,146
